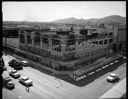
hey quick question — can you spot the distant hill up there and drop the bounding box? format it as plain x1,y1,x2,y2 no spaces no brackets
52,15,126,26
3,15,126,29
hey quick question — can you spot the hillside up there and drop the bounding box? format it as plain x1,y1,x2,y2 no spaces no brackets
3,15,126,29
52,15,126,26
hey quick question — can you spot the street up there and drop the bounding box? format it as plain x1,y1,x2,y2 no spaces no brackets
2,55,126,99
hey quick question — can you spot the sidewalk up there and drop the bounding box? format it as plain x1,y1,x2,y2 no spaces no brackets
2,88,16,99
99,77,126,99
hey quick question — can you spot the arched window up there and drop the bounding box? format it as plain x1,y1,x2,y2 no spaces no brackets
27,35,32,44
20,34,25,43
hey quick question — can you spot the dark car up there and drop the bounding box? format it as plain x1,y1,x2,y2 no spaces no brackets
13,65,23,70
6,81,15,89
3,77,11,82
8,59,16,67
3,77,15,90
8,59,23,70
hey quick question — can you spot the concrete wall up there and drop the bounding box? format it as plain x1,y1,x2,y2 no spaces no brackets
3,38,19,48
117,29,126,42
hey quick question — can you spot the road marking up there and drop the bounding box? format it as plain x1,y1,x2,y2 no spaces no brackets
114,60,118,63
109,63,114,65
102,66,106,69
88,72,95,76
96,68,102,72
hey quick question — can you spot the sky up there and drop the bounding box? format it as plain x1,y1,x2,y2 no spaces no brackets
2,1,126,22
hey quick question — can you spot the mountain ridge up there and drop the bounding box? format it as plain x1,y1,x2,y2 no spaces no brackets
52,15,126,25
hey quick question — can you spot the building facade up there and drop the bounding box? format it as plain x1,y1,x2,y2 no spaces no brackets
116,27,126,53
17,27,116,71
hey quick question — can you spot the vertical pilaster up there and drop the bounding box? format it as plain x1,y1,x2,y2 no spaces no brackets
40,36,42,48
24,34,27,45
61,40,66,53
31,35,34,46
49,38,52,51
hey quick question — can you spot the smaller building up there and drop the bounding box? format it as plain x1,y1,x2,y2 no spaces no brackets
116,27,126,53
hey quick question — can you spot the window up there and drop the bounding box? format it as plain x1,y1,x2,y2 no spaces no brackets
20,34,25,43
95,41,98,45
99,40,103,45
104,39,108,44
27,35,32,44
109,39,113,43
34,36,40,46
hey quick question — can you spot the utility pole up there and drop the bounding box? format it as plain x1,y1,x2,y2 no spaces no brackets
52,58,62,88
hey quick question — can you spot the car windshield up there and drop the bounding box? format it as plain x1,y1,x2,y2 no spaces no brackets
8,81,13,84
22,61,27,63
4,77,11,80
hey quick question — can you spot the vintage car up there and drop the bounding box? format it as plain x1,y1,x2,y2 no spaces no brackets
19,76,33,86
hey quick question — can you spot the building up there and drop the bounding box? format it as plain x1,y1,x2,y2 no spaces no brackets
116,27,126,53
15,26,116,73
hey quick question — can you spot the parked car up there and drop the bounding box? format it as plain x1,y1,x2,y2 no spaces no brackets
20,61,29,66
6,81,15,89
8,59,17,67
19,76,33,86
13,65,23,70
123,56,126,59
8,59,23,70
10,70,18,73
3,77,15,89
3,77,11,82
9,59,21,67
107,73,119,82
9,71,21,79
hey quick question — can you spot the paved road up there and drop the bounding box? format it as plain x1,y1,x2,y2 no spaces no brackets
2,55,126,99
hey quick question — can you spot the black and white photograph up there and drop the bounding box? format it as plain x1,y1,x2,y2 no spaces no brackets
1,1,126,99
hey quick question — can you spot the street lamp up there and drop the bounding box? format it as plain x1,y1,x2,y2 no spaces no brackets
52,58,62,88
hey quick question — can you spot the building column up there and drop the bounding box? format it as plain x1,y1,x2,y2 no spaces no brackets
40,37,42,48
49,38,52,51
31,35,34,46
61,40,66,53
24,34,27,45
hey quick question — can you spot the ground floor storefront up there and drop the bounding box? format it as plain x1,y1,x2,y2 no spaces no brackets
3,45,123,76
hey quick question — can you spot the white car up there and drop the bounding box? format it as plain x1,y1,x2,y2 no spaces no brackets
20,61,29,66
19,76,33,86
107,73,119,82
123,56,126,59
9,71,21,79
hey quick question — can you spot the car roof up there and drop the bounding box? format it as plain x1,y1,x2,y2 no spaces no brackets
25,79,32,83
107,76,114,79
109,73,117,76
21,76,29,79
22,61,28,63
11,70,17,72
14,72,20,75
4,77,11,79
8,81,13,84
